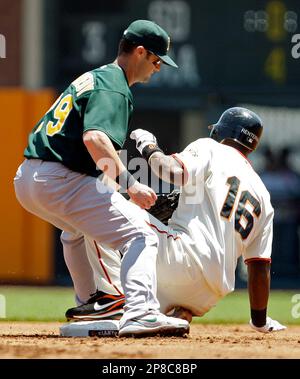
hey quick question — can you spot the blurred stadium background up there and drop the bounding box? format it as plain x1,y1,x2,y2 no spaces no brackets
0,0,300,300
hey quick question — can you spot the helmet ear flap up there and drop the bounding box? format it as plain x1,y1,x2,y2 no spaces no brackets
209,124,219,141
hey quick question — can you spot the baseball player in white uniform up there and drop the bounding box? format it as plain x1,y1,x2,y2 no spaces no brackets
67,107,286,333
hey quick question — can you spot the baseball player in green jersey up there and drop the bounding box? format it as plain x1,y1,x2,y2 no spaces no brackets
14,20,189,337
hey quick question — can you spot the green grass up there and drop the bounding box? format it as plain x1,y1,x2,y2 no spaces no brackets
0,286,299,324
0,286,75,321
195,290,300,325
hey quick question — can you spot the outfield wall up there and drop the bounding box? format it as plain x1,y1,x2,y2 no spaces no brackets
0,88,54,283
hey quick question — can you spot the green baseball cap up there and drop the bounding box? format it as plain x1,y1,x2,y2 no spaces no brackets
123,19,178,68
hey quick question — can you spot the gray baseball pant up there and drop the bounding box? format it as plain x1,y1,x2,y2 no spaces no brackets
14,159,160,324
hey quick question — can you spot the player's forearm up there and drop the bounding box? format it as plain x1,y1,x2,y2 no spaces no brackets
247,261,271,326
83,130,129,180
149,152,186,186
130,129,187,186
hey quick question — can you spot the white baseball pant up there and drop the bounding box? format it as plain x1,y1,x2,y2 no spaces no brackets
84,210,222,317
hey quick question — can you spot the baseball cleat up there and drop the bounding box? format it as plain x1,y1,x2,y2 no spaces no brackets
65,290,125,321
118,313,190,338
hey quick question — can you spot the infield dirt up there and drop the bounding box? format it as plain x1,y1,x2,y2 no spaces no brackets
0,322,299,359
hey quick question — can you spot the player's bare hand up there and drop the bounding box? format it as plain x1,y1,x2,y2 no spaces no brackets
168,306,193,323
127,181,157,209
249,317,286,333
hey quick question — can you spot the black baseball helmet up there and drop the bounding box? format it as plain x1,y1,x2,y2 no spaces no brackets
209,107,263,151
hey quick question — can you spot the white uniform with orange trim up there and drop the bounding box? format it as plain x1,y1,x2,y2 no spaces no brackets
86,138,274,316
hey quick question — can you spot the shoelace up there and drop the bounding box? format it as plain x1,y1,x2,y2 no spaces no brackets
87,289,105,304
87,289,124,304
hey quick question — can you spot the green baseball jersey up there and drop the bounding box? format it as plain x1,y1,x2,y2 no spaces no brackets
24,64,133,177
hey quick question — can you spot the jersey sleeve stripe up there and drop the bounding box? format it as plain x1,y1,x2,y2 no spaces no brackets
244,257,272,265
171,153,189,183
